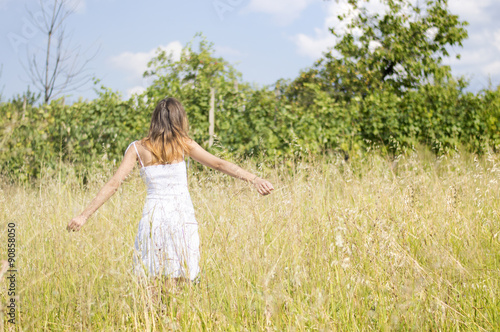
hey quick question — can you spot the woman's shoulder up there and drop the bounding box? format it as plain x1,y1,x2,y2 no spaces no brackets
129,137,196,155
184,138,200,153
184,137,197,146
125,139,146,152
133,138,148,149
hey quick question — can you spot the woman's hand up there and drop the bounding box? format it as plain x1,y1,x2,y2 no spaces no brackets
253,177,274,196
67,215,88,232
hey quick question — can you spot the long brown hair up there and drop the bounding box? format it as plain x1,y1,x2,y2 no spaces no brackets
141,97,191,164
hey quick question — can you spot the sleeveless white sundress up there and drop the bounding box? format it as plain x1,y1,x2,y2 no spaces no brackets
126,141,200,281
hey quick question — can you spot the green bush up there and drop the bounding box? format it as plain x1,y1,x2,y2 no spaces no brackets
1,35,499,183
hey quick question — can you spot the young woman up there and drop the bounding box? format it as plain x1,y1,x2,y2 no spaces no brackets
67,97,274,287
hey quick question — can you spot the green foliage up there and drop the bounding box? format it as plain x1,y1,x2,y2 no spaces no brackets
0,18,499,182
318,0,469,98
281,0,496,155
0,86,147,182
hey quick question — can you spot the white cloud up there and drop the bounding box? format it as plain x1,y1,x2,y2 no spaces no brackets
448,0,500,89
293,29,336,59
425,27,439,41
450,50,500,77
291,0,370,59
368,40,382,53
448,0,493,24
110,41,183,99
446,28,500,68
246,0,389,57
126,86,146,99
109,41,183,84
242,0,318,25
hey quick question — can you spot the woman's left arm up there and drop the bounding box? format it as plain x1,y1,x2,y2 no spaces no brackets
66,145,138,232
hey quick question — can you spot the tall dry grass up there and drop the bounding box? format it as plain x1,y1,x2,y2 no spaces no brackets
1,149,499,331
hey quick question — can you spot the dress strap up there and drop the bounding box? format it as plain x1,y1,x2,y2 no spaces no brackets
132,141,144,168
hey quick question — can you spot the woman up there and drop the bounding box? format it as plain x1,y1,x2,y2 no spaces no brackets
66,97,274,289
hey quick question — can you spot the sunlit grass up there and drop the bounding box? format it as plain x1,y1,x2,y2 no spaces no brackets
1,149,499,330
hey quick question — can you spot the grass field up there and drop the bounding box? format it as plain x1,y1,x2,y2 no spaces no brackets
1,150,499,331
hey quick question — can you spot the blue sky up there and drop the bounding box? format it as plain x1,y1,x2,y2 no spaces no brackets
1,0,499,102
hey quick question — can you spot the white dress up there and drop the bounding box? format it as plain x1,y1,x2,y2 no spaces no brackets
126,141,200,281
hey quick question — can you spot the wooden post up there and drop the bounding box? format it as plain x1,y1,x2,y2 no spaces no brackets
209,87,215,147
274,86,281,125
22,96,26,120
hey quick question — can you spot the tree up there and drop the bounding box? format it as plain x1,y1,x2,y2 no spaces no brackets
278,0,471,153
25,0,95,104
312,0,469,101
142,34,245,148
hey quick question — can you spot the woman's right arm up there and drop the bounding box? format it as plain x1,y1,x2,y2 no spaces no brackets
66,142,139,232
187,139,274,195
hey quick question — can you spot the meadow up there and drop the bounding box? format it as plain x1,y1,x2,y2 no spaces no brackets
1,149,499,331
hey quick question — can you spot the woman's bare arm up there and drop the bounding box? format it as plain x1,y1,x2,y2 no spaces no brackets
67,144,138,232
187,140,274,195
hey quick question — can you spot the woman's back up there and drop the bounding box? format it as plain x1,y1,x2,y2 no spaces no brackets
129,140,200,280
141,162,190,198
133,139,185,167
131,140,189,197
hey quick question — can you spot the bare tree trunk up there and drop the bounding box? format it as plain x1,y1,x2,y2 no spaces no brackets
44,4,54,104
209,87,215,148
26,0,96,104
